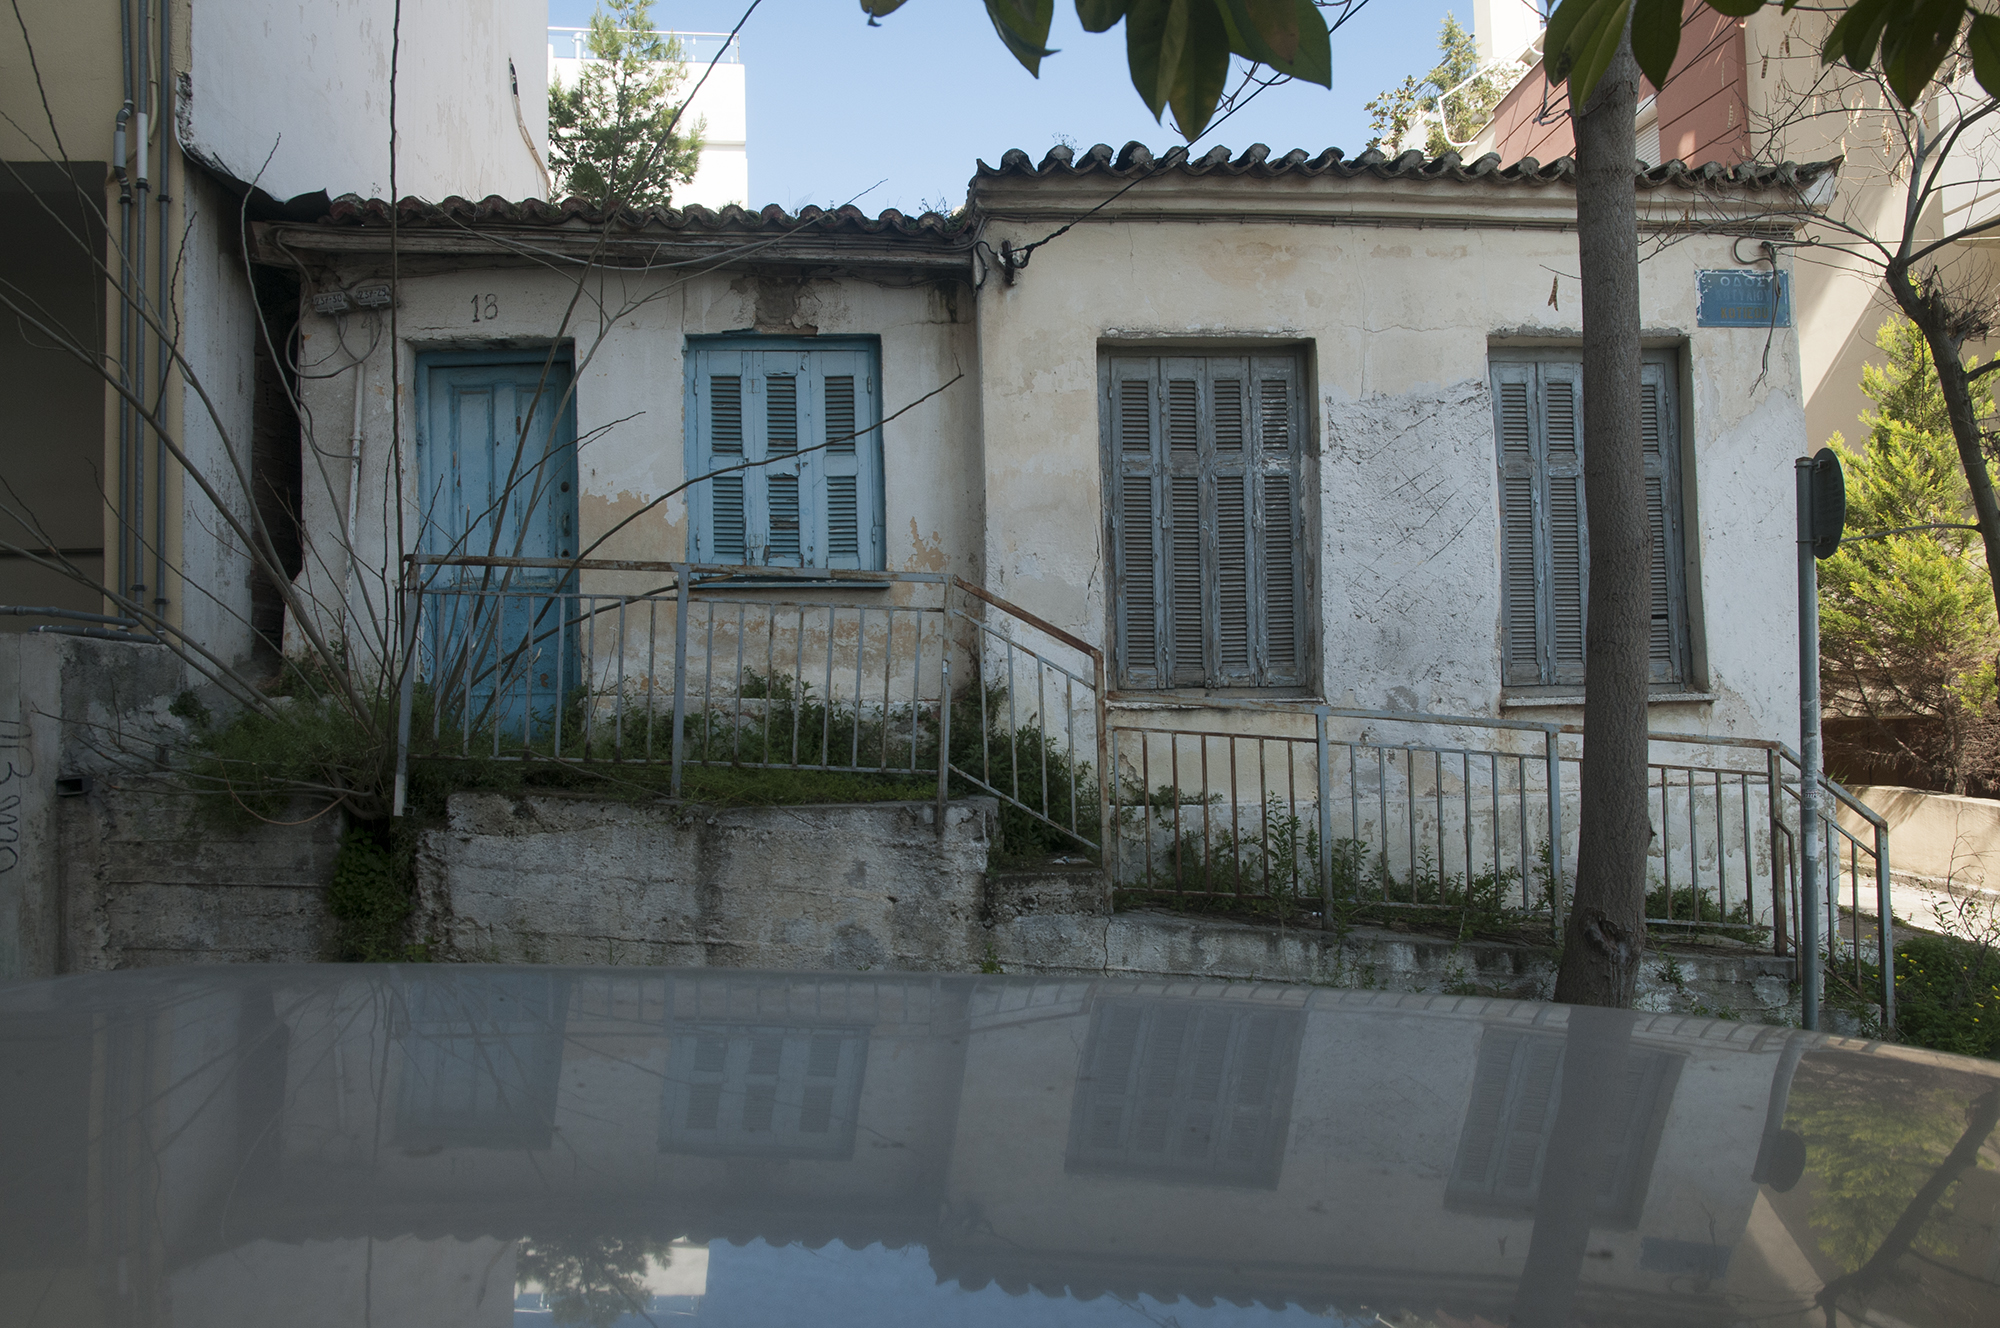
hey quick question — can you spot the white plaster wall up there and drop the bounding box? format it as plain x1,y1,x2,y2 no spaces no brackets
972,190,1810,747
548,56,747,209
288,259,981,655
185,0,547,202
172,168,260,671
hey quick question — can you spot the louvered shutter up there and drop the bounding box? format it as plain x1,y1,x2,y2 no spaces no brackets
1255,358,1306,686
1107,353,1308,690
1541,362,1588,686
687,344,882,569
1494,362,1542,686
1639,361,1683,683
1110,359,1165,687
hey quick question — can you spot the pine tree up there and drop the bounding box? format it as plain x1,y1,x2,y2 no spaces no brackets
548,0,704,209
1821,317,1999,794
1365,15,1510,156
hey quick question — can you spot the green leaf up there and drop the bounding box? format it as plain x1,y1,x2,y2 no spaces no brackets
1169,0,1232,135
1969,14,2000,101
1075,0,1128,34
1545,0,1619,82
1126,0,1185,119
984,0,1059,76
1628,0,1682,93
858,0,909,16
1877,0,1967,107
1569,0,1633,108
1825,0,1894,74
1217,0,1328,86
1704,0,1766,15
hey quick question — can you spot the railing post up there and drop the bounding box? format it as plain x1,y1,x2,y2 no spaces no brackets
1876,818,1895,1035
936,655,952,838
1316,708,1334,930
1545,726,1564,940
391,558,420,818
1095,648,1111,888
1767,747,1787,957
671,565,689,799
1796,458,1823,1031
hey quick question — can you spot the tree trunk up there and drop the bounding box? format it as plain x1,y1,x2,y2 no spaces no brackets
1554,36,1649,1009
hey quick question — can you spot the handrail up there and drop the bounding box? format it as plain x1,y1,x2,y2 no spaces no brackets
949,576,1101,662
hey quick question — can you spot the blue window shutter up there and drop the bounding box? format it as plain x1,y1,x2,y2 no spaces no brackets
688,343,884,569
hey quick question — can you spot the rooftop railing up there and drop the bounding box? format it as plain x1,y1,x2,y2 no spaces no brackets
546,27,742,65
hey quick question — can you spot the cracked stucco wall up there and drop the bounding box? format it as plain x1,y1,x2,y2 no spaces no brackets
973,214,1808,745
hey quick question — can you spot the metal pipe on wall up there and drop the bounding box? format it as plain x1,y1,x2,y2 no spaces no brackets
153,0,171,612
130,0,151,605
114,0,134,602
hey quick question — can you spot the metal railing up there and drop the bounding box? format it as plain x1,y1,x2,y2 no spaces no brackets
391,560,1107,857
388,555,1891,1029
1104,703,1893,1030
546,27,742,65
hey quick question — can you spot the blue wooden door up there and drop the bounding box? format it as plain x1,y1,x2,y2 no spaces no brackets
419,354,579,742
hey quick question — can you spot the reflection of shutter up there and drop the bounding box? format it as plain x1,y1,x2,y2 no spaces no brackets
1639,364,1680,683
1068,1000,1302,1186
1448,1026,1681,1225
1494,364,1540,686
1543,366,1587,686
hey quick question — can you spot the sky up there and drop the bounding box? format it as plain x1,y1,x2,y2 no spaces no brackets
544,1,1474,215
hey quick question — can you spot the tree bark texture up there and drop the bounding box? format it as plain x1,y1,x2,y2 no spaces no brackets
1554,37,1650,1009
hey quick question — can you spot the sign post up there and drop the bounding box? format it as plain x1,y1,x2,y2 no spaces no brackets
1795,448,1844,1030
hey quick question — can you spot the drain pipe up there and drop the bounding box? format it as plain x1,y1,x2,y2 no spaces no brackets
152,0,171,614
114,0,134,603
343,361,366,641
130,0,151,606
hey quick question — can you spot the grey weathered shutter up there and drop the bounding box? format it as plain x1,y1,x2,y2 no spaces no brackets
1542,362,1587,686
1211,363,1254,682
1493,362,1541,686
1110,361,1164,687
1254,358,1305,686
1639,361,1682,683
1109,353,1307,690
1164,364,1206,686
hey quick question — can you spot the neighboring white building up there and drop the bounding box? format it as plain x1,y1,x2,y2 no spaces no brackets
547,26,748,210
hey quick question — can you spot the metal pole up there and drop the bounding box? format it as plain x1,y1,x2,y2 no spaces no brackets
1796,458,1823,1031
1545,727,1564,939
671,565,689,798
1316,708,1334,929
1876,818,1895,1034
936,655,952,838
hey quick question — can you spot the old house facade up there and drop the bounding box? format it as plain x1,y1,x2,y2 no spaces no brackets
270,144,1821,739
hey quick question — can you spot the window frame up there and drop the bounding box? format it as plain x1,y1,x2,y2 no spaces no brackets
1099,346,1316,694
683,336,886,570
1490,346,1694,695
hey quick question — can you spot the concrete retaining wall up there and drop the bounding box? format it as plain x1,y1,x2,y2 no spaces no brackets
989,879,1795,1022
412,793,999,969
1837,784,2000,891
